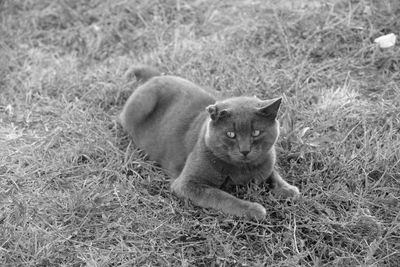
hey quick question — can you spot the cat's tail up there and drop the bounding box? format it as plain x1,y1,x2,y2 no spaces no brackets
125,65,161,83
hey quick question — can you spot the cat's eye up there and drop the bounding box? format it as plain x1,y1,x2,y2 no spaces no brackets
226,131,236,139
252,130,261,137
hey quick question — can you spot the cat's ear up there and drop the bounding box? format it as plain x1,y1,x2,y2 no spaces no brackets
206,104,230,121
257,97,282,120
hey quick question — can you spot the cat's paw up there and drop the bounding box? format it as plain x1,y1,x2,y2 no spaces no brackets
245,202,266,219
273,185,300,199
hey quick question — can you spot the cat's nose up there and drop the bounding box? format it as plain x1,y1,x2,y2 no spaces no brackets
240,150,250,156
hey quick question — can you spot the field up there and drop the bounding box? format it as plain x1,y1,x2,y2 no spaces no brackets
1,0,400,266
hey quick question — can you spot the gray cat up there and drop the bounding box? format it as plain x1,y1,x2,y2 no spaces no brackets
119,66,299,219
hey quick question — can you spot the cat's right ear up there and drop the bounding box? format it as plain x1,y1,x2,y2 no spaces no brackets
257,97,282,120
206,104,229,121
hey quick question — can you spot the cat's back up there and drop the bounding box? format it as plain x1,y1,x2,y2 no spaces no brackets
147,75,213,99
120,73,216,177
141,75,215,122
121,74,215,129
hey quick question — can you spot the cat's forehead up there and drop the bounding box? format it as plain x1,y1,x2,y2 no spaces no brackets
216,98,263,124
218,96,263,110
210,96,281,127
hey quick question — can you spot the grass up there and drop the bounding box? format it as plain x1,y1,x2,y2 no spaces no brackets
1,0,399,266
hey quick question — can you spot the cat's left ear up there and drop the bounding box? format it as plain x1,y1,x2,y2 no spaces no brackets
206,104,230,121
257,97,282,120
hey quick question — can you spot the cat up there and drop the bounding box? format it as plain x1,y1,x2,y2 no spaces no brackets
119,66,300,219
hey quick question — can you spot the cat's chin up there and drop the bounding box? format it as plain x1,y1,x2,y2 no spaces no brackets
230,156,256,165
238,159,253,165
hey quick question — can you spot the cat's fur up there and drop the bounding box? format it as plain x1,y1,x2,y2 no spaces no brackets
119,66,300,219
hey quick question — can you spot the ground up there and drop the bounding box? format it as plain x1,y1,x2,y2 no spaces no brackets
1,0,399,266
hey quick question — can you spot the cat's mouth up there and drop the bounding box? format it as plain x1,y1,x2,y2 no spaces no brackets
235,152,263,165
227,152,256,165
238,155,253,163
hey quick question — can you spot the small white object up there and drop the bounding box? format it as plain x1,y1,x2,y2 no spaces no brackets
92,24,101,32
374,33,397,48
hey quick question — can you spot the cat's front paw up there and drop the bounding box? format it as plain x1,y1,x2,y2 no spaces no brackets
245,202,266,219
273,185,300,199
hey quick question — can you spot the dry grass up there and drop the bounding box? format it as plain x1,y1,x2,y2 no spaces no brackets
1,0,399,266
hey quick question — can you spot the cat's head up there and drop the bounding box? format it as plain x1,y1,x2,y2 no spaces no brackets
204,96,281,165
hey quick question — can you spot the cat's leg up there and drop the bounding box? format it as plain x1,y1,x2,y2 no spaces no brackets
269,169,300,199
171,176,266,219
